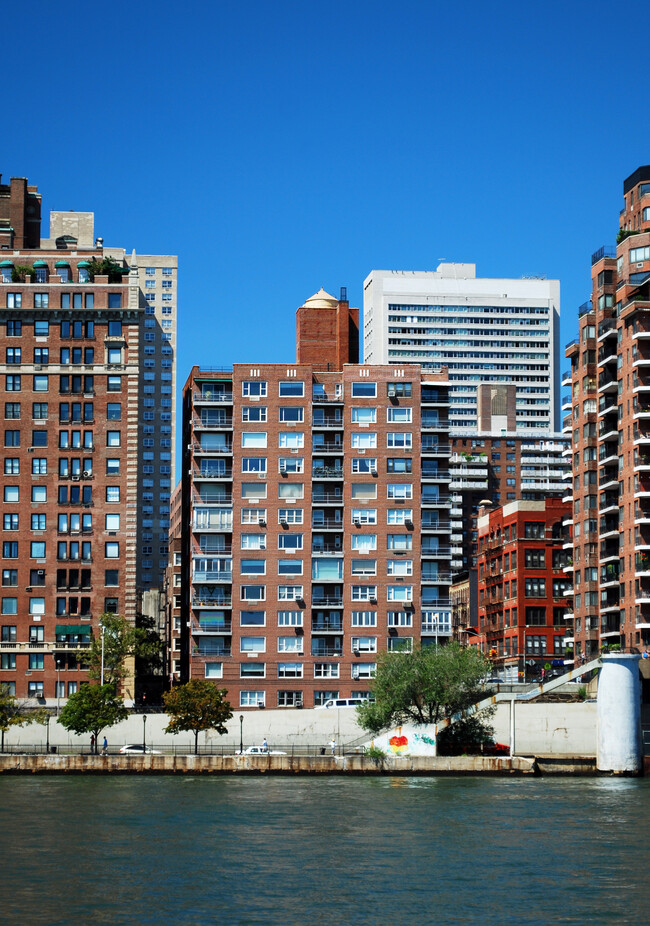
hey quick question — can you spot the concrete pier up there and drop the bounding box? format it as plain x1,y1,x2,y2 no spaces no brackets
597,653,642,774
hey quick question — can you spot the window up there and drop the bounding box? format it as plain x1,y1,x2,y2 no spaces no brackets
278,533,303,550
241,664,266,678
278,484,304,499
279,457,304,474
351,534,377,551
240,691,265,707
278,559,303,575
387,407,412,423
278,636,303,653
242,405,267,422
242,381,267,397
240,611,266,626
351,509,377,525
351,636,377,653
387,483,413,499
5,347,20,364
240,636,266,653
352,586,377,602
1,569,16,586
241,586,266,601
277,663,303,678
525,578,546,598
387,509,413,525
278,432,304,449
387,458,412,473
4,430,19,447
105,514,120,531
524,522,545,539
30,542,45,558
33,375,49,392
241,559,266,575
3,486,18,502
387,432,412,449
241,534,266,550
387,585,413,601
387,560,413,576
106,459,120,476
279,406,304,423
279,381,304,397
4,459,19,475
524,549,546,568
105,542,119,558
387,382,412,398
351,407,376,424
4,403,20,420
278,586,303,601
31,514,46,530
107,431,121,448
352,458,377,474
351,611,377,627
3,514,18,531
241,432,268,449
32,403,48,420
277,611,303,626
5,375,20,392
387,611,413,627
387,534,412,551
351,382,377,397
351,433,377,449
205,664,223,679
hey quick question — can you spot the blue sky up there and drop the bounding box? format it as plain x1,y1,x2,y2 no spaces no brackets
7,0,650,417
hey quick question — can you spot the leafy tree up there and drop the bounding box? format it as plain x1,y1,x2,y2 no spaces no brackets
356,643,495,753
59,683,128,753
86,257,126,283
164,680,233,755
0,684,47,752
79,613,163,688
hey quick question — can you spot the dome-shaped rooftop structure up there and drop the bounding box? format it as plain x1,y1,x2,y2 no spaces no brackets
303,287,338,309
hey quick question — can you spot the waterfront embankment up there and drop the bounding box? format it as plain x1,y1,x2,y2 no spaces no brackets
0,752,587,775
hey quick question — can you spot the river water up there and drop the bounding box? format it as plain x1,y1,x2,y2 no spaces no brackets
1,775,647,925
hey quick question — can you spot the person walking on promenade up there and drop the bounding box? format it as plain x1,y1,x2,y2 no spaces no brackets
329,738,336,756
102,736,108,756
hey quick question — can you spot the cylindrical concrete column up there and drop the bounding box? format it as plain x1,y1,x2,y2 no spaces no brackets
597,653,642,774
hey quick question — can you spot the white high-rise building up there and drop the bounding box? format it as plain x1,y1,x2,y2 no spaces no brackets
363,264,560,431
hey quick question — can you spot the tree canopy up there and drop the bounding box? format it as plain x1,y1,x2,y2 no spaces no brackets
58,683,128,752
164,680,233,754
0,684,47,751
80,613,163,688
356,643,494,753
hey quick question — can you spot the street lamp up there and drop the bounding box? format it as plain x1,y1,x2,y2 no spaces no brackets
142,714,147,752
239,714,244,754
54,655,61,715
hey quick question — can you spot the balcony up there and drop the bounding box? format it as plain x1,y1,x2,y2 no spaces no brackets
193,620,232,634
192,570,233,583
312,441,344,453
311,517,343,530
421,494,450,507
311,640,343,657
598,373,618,393
421,441,451,456
193,391,233,404
312,466,344,479
192,595,232,608
191,441,232,455
312,390,343,404
421,469,450,481
312,492,343,505
311,618,343,633
312,416,343,429
193,467,232,480
421,416,449,431
193,415,233,431
311,595,343,607
194,645,232,657
421,518,451,532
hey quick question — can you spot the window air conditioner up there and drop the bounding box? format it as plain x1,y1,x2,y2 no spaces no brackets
83,470,91,478
71,475,80,481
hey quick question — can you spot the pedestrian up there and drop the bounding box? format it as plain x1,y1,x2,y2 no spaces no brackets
262,737,268,753
102,736,108,756
90,734,95,754
329,738,336,756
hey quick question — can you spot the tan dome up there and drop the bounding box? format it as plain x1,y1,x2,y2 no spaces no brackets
303,287,338,309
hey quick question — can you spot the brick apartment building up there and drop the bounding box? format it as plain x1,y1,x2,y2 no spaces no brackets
179,289,455,708
0,173,177,706
476,498,571,681
564,165,650,661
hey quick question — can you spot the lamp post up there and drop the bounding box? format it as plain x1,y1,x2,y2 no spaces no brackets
45,713,50,755
100,624,105,686
54,655,61,715
142,714,147,752
239,714,244,754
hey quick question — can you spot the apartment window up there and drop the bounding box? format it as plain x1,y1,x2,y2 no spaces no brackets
352,458,377,474
240,691,265,707
277,663,303,678
387,585,413,602
5,375,20,392
387,560,413,576
351,407,376,424
278,586,303,601
105,542,119,558
278,636,303,653
241,586,265,601
351,534,377,552
351,559,376,576
241,534,266,550
351,586,377,602
387,432,412,449
387,509,413,525
351,611,377,627
351,636,377,653
31,514,46,530
278,484,304,499
387,458,412,473
351,433,377,449
351,382,377,397
1,569,17,586
241,431,266,450
240,611,266,626
278,433,304,449
32,403,48,420
387,534,412,551
278,559,303,576
242,406,267,422
277,611,303,626
387,483,413,500
387,611,413,627
525,578,546,598
524,522,545,539
279,457,303,474
3,514,18,531
526,607,547,626
387,407,412,423
242,381,267,397
351,509,377,525
4,459,19,475
279,407,304,423
278,534,303,550
279,381,304,397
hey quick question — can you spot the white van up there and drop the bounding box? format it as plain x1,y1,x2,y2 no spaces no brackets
315,697,367,710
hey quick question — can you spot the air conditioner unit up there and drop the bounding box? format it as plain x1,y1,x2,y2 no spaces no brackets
71,475,80,481
83,470,91,478
280,518,288,526
370,597,377,604
371,469,378,476
353,519,361,526
353,649,360,657
258,518,266,526
37,570,45,577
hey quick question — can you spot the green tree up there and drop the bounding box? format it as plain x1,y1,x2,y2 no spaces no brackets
59,683,128,753
86,257,126,283
80,613,163,688
164,680,233,755
0,684,47,752
356,643,495,754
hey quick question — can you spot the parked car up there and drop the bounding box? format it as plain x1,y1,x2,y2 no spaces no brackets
234,746,287,756
119,744,162,755
315,697,368,710
483,741,510,756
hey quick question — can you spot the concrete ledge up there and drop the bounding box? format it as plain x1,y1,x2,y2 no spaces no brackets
533,756,598,775
0,754,538,776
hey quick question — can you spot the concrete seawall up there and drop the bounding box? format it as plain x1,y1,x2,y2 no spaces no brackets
0,753,538,776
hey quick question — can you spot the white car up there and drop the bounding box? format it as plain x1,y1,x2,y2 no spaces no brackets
235,745,287,756
119,744,162,755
